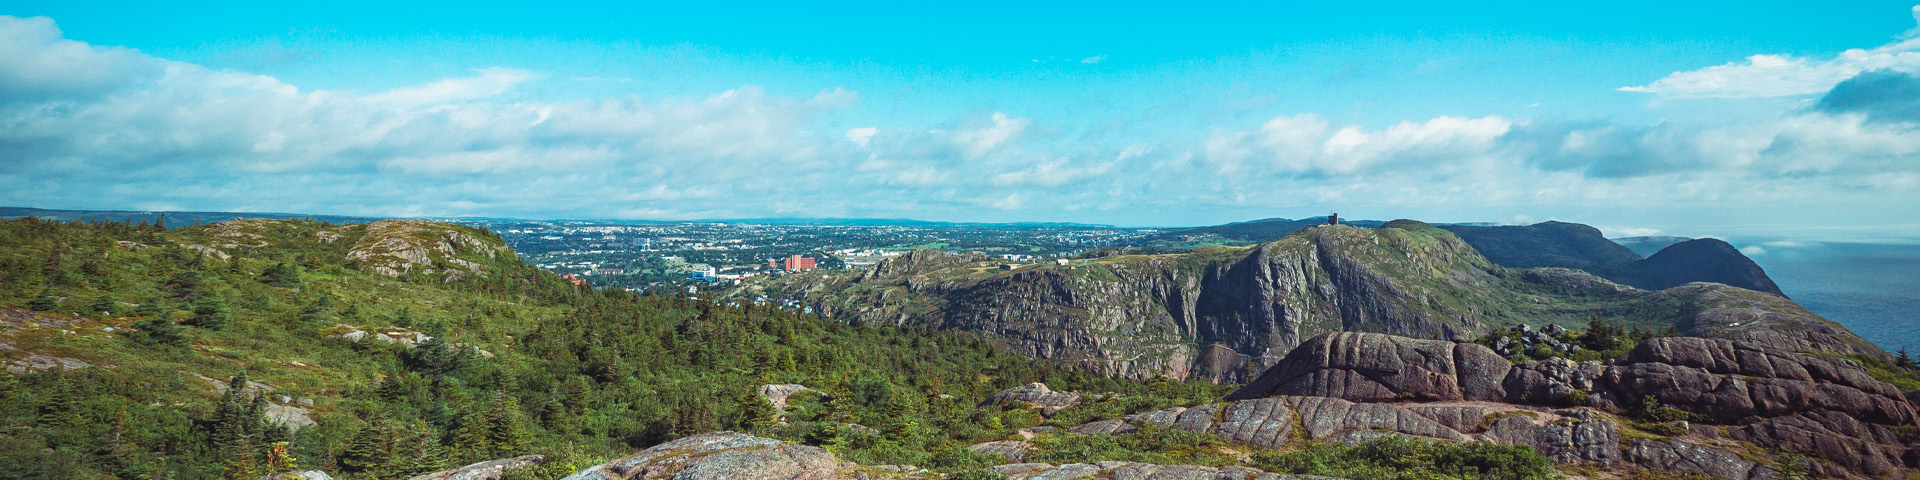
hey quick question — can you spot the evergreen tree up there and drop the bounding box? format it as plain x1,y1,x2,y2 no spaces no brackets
38,379,81,428
1581,315,1620,352
187,297,230,330
735,389,780,432
133,316,191,348
298,294,334,324
164,270,208,303
220,437,261,480
1899,348,1917,370
98,408,136,473
403,329,463,377
0,371,17,403
486,392,531,457
134,296,166,318
402,425,450,478
260,262,301,288
27,287,59,311
450,399,494,463
85,293,117,316
339,421,400,476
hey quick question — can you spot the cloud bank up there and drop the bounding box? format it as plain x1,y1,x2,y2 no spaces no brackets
2,14,1918,230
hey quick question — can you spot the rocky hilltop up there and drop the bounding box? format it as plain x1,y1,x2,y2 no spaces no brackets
733,220,1874,382
1440,221,1645,270
1602,238,1786,297
1443,222,1786,297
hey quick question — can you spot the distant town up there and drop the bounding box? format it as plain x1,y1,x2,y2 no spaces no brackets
461,220,1161,292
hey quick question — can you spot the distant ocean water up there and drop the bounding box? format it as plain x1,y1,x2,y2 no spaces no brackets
1744,242,1920,355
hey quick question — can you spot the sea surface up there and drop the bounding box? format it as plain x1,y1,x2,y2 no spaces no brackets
1743,242,1920,355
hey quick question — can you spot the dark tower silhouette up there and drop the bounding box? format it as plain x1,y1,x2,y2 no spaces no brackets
1328,213,1339,226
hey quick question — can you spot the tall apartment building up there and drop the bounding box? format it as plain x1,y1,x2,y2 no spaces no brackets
781,255,816,271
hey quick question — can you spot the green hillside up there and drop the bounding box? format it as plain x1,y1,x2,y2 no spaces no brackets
0,217,1224,479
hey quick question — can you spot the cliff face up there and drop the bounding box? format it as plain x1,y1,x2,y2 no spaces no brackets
737,221,1882,383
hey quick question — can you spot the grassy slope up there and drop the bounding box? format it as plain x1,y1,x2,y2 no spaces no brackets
0,217,1246,479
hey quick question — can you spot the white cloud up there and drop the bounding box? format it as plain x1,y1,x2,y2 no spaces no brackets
362,67,536,106
1081,55,1107,64
0,16,164,101
845,127,878,148
953,112,1030,158
1621,10,1920,98
1740,245,1768,256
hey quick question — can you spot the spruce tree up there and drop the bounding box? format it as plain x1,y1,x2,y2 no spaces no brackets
450,400,494,463
187,297,230,330
736,389,779,432
260,262,301,288
486,392,530,457
220,437,261,480
27,287,59,311
298,294,334,325
85,293,117,316
134,316,190,348
0,371,17,403
339,421,398,475
38,379,81,428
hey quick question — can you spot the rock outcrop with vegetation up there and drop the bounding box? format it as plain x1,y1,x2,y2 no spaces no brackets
734,221,1873,382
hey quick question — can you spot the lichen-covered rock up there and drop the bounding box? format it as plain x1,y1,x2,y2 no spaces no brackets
6,353,96,373
408,456,543,480
560,432,848,480
254,471,332,480
966,440,1032,463
982,383,1082,417
1501,357,1604,405
1603,339,1917,425
1624,439,1780,480
758,384,812,412
1480,408,1620,464
1228,332,1510,403
984,461,1345,480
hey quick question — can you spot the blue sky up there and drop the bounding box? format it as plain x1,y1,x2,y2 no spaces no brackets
3,1,1920,240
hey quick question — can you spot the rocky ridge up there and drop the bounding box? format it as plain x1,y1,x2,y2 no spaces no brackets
735,221,1876,382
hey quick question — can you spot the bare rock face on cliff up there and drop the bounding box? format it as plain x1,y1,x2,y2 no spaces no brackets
1206,332,1920,479
737,221,1883,382
1226,332,1511,403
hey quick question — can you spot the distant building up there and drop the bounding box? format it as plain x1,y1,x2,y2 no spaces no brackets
783,255,816,271
592,268,626,276
560,273,588,286
1329,213,1339,225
